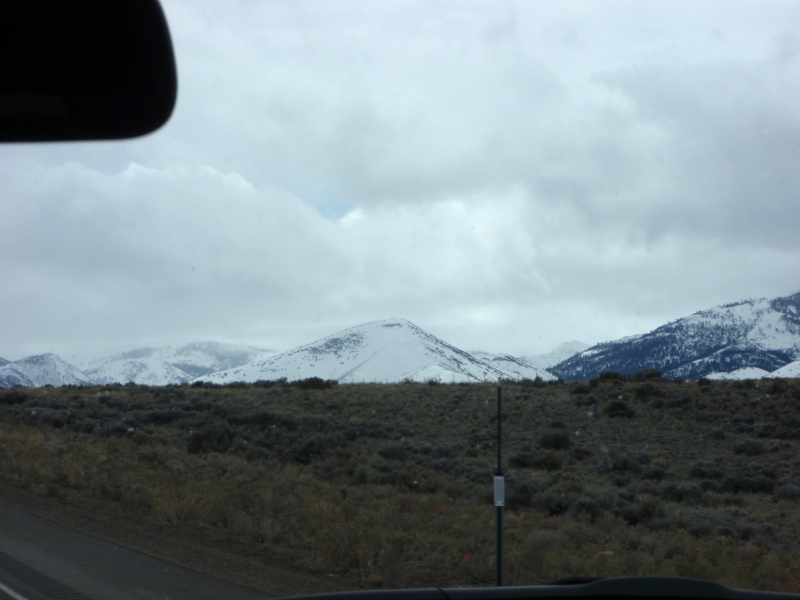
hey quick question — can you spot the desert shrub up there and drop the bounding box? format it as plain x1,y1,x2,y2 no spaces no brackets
599,371,625,382
509,452,535,469
722,475,775,494
698,480,720,492
25,408,70,428
531,452,563,472
604,400,635,418
0,389,30,405
462,465,494,483
769,378,788,393
754,422,777,438
631,369,663,381
634,382,660,400
421,444,462,458
776,484,800,500
141,409,192,425
666,395,692,409
732,439,767,456
662,482,704,504
153,386,185,401
506,480,536,509
611,454,646,475
681,517,713,538
422,458,447,471
641,465,669,480
378,444,408,461
224,381,249,389
572,447,593,462
612,497,664,526
647,518,674,531
539,430,571,450
252,378,286,388
294,377,337,390
567,497,609,523
689,460,723,480
187,424,234,454
539,489,574,515
298,415,328,431
70,418,99,434
290,433,343,464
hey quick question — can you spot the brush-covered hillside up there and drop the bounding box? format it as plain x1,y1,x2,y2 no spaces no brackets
2,376,800,591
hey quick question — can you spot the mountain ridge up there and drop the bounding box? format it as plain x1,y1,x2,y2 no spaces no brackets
5,290,800,388
199,318,522,384
84,341,273,385
550,290,800,380
0,353,95,388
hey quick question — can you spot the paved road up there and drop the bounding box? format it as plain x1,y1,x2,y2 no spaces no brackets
0,499,274,600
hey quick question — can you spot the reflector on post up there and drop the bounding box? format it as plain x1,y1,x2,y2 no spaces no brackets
494,475,505,507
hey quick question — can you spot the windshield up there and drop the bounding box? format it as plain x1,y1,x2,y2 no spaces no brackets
1,0,800,596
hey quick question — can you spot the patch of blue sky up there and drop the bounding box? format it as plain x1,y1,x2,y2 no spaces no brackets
306,189,353,219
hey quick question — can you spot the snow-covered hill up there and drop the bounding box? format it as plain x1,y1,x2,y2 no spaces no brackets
470,352,555,381
550,291,800,380
768,361,800,378
86,356,193,386
199,318,512,384
523,341,590,371
85,341,271,385
0,354,95,388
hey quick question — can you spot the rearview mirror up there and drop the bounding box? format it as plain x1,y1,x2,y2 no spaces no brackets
1,0,177,141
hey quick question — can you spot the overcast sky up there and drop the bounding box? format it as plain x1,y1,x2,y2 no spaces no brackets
2,0,800,363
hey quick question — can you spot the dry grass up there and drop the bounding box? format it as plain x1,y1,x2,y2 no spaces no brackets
1,377,800,590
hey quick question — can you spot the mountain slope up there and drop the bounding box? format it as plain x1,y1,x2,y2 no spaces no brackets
523,341,590,370
85,341,272,385
86,356,193,386
470,352,555,381
768,361,800,378
200,318,510,384
0,354,96,388
550,291,800,380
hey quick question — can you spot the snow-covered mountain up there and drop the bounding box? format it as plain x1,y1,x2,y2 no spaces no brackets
0,353,95,388
86,356,193,386
470,352,555,381
199,318,512,384
523,341,590,370
85,341,271,385
550,291,800,380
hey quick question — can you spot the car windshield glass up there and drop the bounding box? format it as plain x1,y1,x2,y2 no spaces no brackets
1,1,800,597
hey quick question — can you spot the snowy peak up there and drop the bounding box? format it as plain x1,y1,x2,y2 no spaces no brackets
85,341,271,385
0,353,95,388
550,290,800,380
202,318,511,384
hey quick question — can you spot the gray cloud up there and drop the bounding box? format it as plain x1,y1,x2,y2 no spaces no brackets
2,0,800,362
